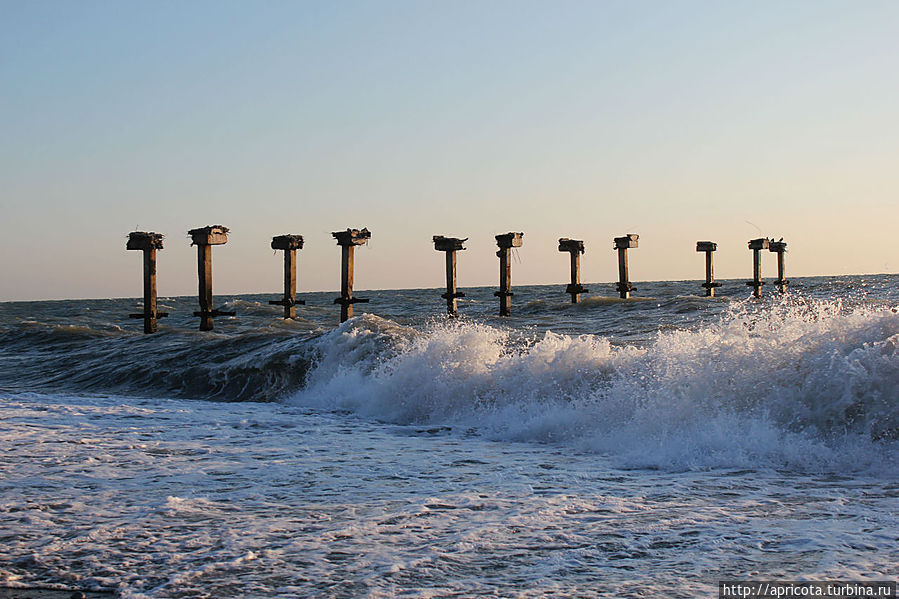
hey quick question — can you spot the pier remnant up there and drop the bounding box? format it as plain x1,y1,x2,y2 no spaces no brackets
269,234,305,319
768,239,788,293
613,234,639,299
126,231,168,333
332,228,371,322
746,237,770,298
696,241,721,297
558,238,588,303
433,236,467,316
494,232,523,316
189,225,235,331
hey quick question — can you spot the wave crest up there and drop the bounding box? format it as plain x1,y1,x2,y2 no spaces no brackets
292,299,899,472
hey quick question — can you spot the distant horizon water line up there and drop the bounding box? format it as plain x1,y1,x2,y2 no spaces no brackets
2,272,896,303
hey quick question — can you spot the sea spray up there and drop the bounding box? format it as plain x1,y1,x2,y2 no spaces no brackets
292,297,899,472
1,282,897,471
3,281,898,597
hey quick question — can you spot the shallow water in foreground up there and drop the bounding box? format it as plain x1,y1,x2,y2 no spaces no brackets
3,394,896,598
1,277,897,597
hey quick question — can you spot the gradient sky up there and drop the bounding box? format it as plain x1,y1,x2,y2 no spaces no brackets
2,0,898,301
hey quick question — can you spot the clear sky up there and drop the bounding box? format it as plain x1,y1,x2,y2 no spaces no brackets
2,0,897,301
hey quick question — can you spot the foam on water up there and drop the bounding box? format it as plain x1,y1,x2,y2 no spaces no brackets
292,296,899,473
2,285,897,596
2,390,895,597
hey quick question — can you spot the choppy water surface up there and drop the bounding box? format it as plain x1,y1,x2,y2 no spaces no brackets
1,277,897,597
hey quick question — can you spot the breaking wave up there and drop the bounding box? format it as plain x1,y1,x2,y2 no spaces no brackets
2,291,897,472
292,298,899,472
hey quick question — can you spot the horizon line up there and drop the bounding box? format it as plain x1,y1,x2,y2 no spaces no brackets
2,272,895,304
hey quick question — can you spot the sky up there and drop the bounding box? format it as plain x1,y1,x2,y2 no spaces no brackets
1,0,898,301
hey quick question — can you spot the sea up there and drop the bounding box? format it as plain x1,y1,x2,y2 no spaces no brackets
1,276,897,598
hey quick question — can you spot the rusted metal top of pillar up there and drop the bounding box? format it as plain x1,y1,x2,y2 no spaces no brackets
768,239,787,252
558,238,585,254
614,234,639,249
332,228,371,246
189,225,229,246
433,236,467,252
495,232,523,248
696,241,717,252
127,231,164,251
748,238,770,250
271,234,304,250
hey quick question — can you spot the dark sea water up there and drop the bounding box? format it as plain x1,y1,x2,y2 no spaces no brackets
1,276,897,598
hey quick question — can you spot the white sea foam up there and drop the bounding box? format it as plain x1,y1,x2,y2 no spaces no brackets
292,298,899,473
2,388,895,597
3,284,898,597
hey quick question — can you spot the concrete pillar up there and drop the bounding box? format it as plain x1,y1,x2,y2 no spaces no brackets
269,235,305,319
188,225,234,331
696,241,721,297
126,232,168,333
614,234,639,299
558,238,587,303
433,236,467,316
332,228,371,322
494,232,523,316
746,238,770,298
768,239,788,293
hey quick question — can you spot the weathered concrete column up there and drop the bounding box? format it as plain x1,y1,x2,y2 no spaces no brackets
332,228,371,322
126,231,168,333
746,237,770,298
558,238,587,303
768,239,788,293
189,225,235,331
614,234,639,299
269,234,305,319
494,232,523,316
433,236,467,316
696,241,721,297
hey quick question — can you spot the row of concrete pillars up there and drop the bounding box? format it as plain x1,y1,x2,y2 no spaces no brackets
127,226,237,333
126,227,788,333
126,226,375,332
697,238,788,298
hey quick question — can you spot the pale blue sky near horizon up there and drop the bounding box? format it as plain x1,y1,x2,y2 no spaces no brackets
1,0,897,300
